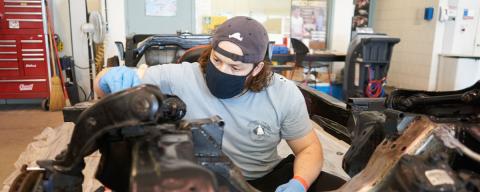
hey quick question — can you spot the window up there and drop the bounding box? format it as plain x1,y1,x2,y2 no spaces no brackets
195,0,329,49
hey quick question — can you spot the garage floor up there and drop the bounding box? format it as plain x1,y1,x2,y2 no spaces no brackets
0,104,63,183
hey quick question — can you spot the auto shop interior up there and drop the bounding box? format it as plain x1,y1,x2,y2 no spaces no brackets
1,0,479,191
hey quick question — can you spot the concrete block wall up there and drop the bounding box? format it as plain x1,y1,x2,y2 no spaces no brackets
374,0,439,90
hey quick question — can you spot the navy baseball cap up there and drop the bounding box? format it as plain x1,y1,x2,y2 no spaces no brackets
211,16,269,64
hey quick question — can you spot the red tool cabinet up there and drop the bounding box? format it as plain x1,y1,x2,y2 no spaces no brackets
0,0,50,99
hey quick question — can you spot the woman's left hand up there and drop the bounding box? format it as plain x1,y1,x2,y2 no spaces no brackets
275,179,305,192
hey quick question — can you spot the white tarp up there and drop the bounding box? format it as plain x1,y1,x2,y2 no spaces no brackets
1,123,101,192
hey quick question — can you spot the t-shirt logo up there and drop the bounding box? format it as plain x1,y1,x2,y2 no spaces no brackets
228,32,243,41
249,121,272,141
254,125,265,135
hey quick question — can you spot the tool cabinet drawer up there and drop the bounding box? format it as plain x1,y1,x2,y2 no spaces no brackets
0,59,19,68
20,36,45,49
0,39,18,52
0,59,18,68
0,66,19,76
1,0,43,29
21,48,45,60
22,60,46,76
0,79,48,93
0,40,18,59
0,50,17,58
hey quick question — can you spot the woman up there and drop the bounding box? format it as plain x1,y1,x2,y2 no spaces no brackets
95,16,343,192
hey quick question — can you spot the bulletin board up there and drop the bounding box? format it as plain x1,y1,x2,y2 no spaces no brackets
125,0,195,34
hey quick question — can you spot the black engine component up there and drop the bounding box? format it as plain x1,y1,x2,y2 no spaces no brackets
42,85,179,173
14,85,257,192
342,111,386,176
380,154,467,191
386,81,480,123
121,34,211,67
297,84,351,143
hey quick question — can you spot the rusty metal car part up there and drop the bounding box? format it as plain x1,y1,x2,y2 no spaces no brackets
342,109,419,177
341,81,480,178
278,80,480,191
372,124,480,192
337,82,480,191
336,116,439,191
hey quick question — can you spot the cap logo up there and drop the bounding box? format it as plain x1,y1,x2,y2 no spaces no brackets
228,32,243,41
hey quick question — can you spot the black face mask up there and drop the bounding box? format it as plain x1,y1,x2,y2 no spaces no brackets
205,60,253,99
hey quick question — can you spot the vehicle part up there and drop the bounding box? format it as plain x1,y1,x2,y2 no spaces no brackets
117,34,211,67
297,83,351,143
379,154,467,191
298,79,480,191
11,85,257,192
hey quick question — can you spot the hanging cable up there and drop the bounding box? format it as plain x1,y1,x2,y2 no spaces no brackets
365,66,386,98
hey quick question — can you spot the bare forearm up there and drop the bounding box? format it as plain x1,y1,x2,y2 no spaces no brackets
93,68,110,98
293,140,323,186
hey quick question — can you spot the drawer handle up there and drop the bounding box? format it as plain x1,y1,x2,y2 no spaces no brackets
0,58,18,61
5,12,42,15
23,58,44,61
22,49,43,52
0,40,16,43
7,19,43,22
4,0,42,3
0,52,17,54
22,53,43,57
0,45,16,47
21,40,43,43
0,79,46,83
4,5,41,8
0,67,19,70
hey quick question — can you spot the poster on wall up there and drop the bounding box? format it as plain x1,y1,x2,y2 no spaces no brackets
145,0,177,16
351,0,370,31
291,0,328,50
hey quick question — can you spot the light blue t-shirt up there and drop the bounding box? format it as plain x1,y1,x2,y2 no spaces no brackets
142,62,312,180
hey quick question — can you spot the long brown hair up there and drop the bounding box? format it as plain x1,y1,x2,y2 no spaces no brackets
197,45,273,92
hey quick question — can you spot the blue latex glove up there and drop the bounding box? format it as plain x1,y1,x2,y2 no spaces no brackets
275,179,306,192
99,66,141,94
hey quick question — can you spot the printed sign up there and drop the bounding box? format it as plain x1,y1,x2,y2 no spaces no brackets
425,169,455,186
145,0,177,16
9,20,19,29
19,84,34,91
